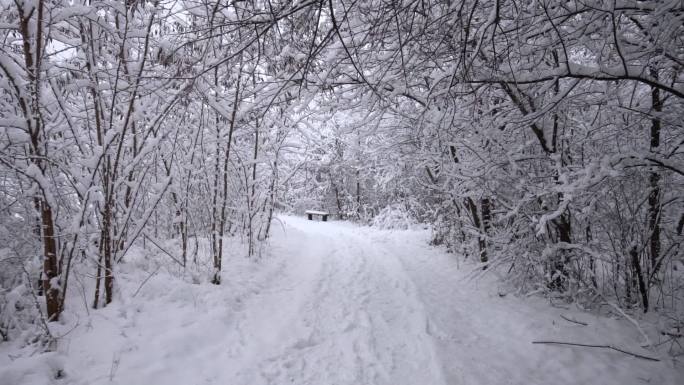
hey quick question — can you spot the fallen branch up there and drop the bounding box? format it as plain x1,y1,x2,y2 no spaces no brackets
661,330,683,339
560,314,588,326
532,340,660,362
605,301,654,350
21,264,54,348
133,265,162,298
143,233,184,266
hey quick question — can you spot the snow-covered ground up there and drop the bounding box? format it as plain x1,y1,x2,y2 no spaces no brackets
1,215,682,384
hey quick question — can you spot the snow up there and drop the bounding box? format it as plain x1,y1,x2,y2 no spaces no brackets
304,210,329,215
1,216,681,385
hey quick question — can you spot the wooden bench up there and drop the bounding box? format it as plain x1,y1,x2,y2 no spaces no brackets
306,210,329,221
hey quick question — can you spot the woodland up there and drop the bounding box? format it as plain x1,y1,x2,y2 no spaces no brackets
0,0,682,368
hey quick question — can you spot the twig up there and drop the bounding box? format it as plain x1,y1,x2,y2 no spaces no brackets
0,325,8,341
143,233,184,266
109,352,120,381
661,330,683,339
560,314,588,326
605,301,653,350
532,340,660,362
21,265,54,347
132,265,161,298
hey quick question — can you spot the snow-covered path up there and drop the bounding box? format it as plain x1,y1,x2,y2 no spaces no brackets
2,215,681,385
222,216,446,385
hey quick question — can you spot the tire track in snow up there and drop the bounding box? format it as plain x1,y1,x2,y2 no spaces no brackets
219,226,330,384
255,233,376,384
247,217,447,385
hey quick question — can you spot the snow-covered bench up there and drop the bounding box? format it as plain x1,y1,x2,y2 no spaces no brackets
306,210,329,222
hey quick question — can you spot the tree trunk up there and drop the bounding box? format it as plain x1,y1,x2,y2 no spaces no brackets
648,67,662,278
549,208,572,291
465,197,487,265
19,1,62,322
40,203,60,321
586,224,597,288
630,246,648,312
480,198,491,264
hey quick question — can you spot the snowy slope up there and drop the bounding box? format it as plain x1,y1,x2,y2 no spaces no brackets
1,215,681,385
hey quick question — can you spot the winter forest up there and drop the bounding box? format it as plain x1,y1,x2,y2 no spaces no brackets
0,0,683,384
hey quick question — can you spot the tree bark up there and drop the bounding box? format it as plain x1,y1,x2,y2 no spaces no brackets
465,197,487,264
17,1,62,321
630,246,648,312
480,198,491,264
647,67,662,277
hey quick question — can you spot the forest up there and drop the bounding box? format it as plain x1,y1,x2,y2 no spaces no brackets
0,0,683,383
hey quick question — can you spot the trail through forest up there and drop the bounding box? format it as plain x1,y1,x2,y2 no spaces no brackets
1,216,681,385
1,2,682,384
